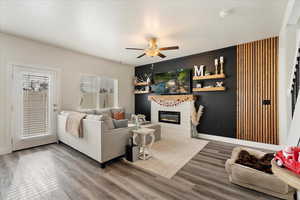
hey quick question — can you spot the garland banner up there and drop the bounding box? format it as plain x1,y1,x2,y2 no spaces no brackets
148,95,194,107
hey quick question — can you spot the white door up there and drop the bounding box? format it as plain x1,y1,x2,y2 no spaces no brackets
11,65,58,150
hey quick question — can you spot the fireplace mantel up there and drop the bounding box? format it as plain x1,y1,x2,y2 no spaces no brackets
148,94,195,102
150,96,193,137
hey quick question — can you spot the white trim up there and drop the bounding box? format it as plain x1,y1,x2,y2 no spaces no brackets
198,133,283,151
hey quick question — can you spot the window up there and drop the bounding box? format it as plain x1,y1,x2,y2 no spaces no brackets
80,75,118,109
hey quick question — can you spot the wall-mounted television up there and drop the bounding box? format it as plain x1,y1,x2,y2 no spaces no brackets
152,69,191,94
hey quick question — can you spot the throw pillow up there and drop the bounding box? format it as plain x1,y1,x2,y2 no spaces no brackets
113,119,128,128
112,112,125,120
101,115,115,130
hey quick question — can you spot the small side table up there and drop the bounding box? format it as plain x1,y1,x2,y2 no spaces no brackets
132,128,155,160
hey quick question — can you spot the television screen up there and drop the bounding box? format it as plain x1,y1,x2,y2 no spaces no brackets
152,69,190,94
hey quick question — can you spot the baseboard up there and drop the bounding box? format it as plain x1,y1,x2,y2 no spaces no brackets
198,133,283,151
0,146,12,155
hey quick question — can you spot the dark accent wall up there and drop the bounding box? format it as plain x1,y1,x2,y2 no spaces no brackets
135,46,237,138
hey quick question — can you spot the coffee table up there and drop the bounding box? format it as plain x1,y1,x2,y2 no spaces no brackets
132,128,155,160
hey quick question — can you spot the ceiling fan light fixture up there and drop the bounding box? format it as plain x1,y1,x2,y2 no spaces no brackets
145,49,159,57
125,37,178,59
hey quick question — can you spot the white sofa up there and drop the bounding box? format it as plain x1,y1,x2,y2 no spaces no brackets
57,114,134,168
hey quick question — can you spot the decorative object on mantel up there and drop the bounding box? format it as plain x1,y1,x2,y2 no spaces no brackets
214,58,219,74
191,103,204,138
220,56,224,74
192,57,226,93
194,65,205,77
148,95,194,107
131,114,147,128
205,71,211,76
196,83,202,88
134,73,152,85
134,73,152,94
216,81,223,87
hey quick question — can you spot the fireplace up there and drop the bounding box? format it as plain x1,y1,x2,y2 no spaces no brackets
158,111,181,124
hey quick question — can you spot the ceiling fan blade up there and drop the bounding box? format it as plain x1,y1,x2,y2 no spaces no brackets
126,48,144,50
158,53,166,58
137,53,146,58
159,46,179,51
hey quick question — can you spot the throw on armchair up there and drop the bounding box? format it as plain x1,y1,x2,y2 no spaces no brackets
225,147,296,200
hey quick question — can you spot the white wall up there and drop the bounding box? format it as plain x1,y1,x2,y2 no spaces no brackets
0,33,134,155
286,26,300,146
278,2,300,197
278,25,299,144
278,0,300,145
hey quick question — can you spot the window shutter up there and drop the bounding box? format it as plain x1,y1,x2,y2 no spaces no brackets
22,74,49,137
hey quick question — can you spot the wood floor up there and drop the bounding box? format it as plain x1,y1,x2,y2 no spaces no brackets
0,140,280,200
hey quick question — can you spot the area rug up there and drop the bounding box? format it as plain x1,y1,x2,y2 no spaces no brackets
125,131,209,179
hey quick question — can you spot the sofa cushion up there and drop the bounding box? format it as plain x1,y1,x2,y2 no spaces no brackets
77,109,96,114
113,119,128,128
95,108,112,117
231,163,289,194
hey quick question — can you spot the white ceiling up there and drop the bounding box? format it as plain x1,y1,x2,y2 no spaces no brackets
0,0,288,66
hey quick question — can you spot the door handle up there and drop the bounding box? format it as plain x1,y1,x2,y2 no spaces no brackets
53,104,58,112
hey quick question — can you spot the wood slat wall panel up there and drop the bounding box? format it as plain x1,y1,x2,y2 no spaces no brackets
237,37,278,144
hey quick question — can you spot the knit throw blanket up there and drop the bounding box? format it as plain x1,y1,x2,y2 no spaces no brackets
65,112,86,138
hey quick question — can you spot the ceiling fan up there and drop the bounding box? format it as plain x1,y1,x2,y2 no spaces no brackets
126,38,179,59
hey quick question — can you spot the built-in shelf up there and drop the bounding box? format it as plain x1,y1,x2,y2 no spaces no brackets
134,91,150,94
134,82,150,86
193,86,226,92
193,73,226,80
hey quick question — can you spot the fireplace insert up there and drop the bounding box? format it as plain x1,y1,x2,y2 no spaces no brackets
158,111,180,124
